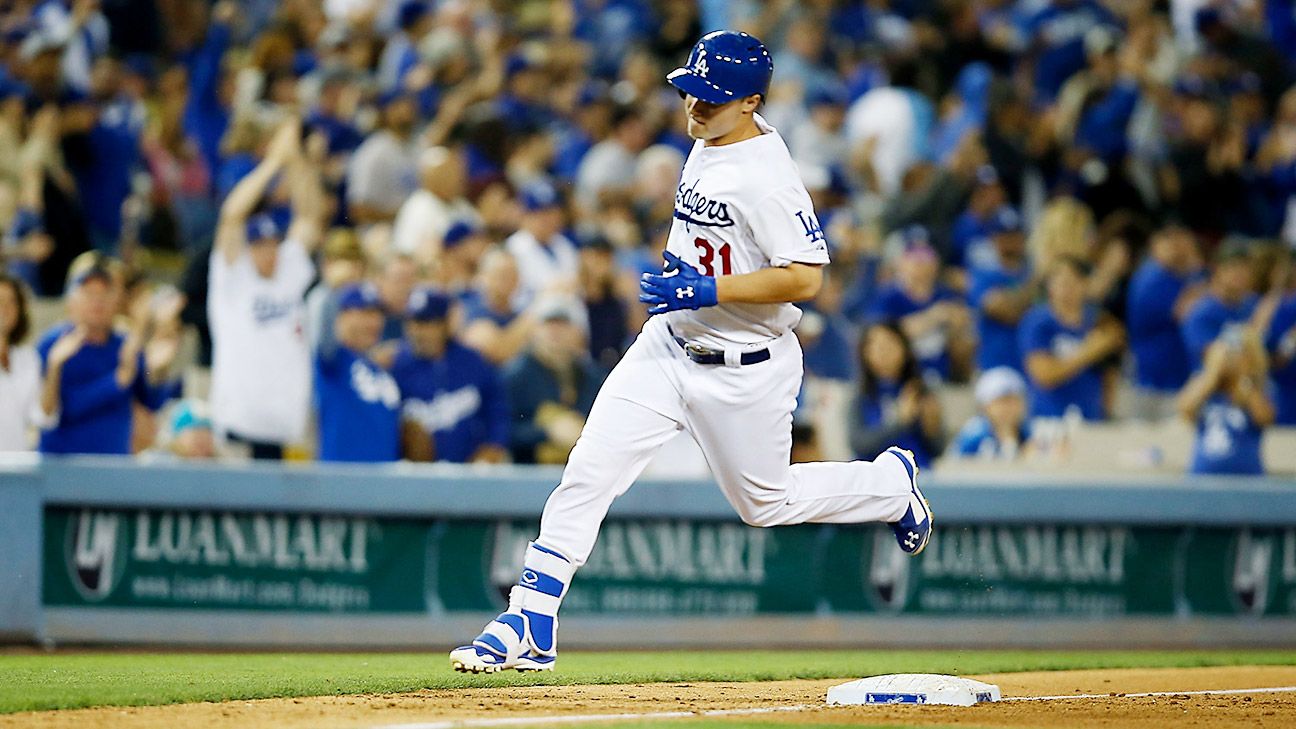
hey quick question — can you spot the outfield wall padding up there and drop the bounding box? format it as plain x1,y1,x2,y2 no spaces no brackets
2,457,1295,647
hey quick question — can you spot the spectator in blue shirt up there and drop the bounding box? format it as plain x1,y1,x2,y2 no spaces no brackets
433,220,491,295
458,248,538,366
950,165,1009,272
968,205,1033,372
1181,242,1259,370
377,1,433,92
870,227,972,381
505,300,605,465
1024,0,1117,105
181,2,234,177
850,321,944,469
393,286,510,464
951,367,1033,460
37,258,181,455
1265,285,1296,425
1126,225,1207,420
1179,334,1274,475
315,282,401,463
1020,256,1125,420
579,236,630,370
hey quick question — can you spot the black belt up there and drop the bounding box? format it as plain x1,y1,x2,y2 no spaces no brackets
669,328,771,366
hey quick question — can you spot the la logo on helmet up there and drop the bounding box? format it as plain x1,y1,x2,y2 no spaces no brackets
693,49,709,77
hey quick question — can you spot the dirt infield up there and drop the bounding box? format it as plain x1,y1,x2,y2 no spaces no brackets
3,665,1294,728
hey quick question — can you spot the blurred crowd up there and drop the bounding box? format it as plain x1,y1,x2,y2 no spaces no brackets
2,0,1296,476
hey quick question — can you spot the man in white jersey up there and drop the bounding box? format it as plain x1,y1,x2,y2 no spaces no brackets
209,119,327,459
450,31,933,674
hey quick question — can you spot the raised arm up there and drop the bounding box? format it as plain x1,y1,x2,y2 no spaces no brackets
213,119,300,264
285,131,330,252
1178,342,1228,421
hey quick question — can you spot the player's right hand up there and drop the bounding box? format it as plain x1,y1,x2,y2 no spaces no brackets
639,251,718,314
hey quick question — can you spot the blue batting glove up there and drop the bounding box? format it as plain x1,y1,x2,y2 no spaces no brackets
639,251,718,315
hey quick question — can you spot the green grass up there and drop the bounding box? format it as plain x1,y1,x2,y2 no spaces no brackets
0,649,1292,714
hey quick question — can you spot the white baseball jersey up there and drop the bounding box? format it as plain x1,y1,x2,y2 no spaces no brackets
663,113,829,348
526,114,913,570
208,240,314,444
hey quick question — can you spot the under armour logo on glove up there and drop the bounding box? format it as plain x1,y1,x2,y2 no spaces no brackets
640,251,718,315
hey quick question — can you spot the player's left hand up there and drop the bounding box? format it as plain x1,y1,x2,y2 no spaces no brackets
639,251,718,314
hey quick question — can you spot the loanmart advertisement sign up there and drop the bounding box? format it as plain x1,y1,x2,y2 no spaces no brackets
42,507,1296,616
43,508,426,612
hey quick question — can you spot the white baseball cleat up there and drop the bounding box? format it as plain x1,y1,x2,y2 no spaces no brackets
886,447,933,555
450,611,557,673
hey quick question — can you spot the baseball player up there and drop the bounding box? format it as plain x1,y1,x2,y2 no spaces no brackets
451,30,932,674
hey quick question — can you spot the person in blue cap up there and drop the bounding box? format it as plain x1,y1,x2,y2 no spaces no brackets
950,165,1009,271
869,225,971,381
378,0,433,92
37,255,181,455
208,118,327,460
1126,225,1207,420
504,181,581,310
435,219,490,293
968,205,1033,373
315,282,402,463
392,285,510,464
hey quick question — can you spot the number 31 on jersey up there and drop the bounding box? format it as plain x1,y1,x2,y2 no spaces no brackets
694,237,732,276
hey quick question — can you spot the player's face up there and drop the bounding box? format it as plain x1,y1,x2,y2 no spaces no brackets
682,93,760,143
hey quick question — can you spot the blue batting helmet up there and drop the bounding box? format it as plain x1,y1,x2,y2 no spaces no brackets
666,31,773,105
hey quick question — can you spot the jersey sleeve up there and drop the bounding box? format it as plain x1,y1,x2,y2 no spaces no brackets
746,185,831,267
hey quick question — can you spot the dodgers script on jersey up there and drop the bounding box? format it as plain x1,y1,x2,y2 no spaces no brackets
664,114,829,347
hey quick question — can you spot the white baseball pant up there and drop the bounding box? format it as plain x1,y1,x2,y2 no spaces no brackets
535,315,913,566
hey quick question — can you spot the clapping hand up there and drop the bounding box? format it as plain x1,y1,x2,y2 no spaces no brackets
47,327,86,368
639,251,718,315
